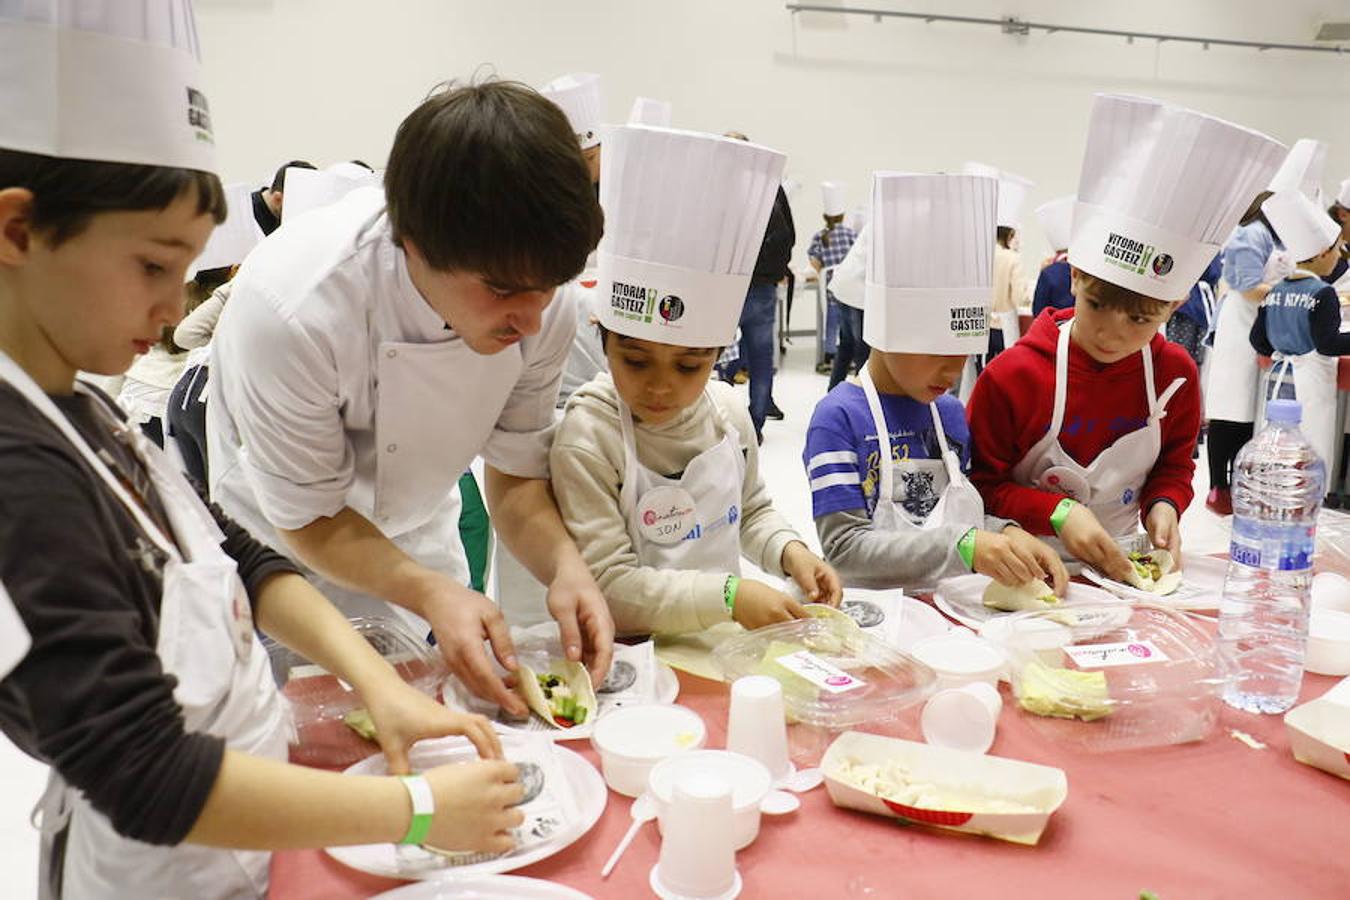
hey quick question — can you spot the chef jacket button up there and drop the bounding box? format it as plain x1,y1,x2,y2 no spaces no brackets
386,443,398,453
386,349,397,359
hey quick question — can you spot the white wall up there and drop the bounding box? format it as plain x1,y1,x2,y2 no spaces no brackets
195,0,1350,328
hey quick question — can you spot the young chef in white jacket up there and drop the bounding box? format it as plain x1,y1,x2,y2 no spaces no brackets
550,125,841,636
0,5,518,898
208,81,615,716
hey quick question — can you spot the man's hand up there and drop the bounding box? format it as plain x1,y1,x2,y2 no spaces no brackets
417,575,526,717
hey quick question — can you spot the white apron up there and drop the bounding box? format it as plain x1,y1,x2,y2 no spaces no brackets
1266,351,1339,474
1206,248,1293,423
617,394,746,576
859,366,985,544
1010,320,1186,558
0,353,290,900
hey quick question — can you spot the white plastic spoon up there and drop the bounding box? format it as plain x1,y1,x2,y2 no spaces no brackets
600,792,657,878
777,766,823,793
760,789,800,815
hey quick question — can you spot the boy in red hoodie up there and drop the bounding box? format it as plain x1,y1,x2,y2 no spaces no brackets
967,93,1287,580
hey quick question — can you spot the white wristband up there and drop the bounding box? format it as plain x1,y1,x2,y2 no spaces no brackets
399,775,435,845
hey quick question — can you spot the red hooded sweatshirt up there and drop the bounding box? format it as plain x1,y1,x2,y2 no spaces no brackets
967,308,1201,536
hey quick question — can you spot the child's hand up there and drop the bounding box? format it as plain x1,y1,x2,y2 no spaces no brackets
421,759,524,854
733,579,808,630
1059,504,1132,582
971,528,1060,591
1004,526,1070,595
1145,501,1182,562
363,679,502,775
781,540,843,606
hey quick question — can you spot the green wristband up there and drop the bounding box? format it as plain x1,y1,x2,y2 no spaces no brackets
956,527,978,570
1049,498,1078,536
399,775,434,845
723,575,740,615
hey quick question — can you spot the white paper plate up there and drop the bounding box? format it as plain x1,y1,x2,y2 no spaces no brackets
933,573,1122,630
1081,554,1228,610
373,876,592,899
326,739,606,881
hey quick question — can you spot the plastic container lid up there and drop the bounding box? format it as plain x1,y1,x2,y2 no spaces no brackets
591,703,707,761
265,616,447,766
1002,603,1221,752
711,617,937,730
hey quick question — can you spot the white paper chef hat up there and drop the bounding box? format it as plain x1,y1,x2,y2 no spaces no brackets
281,164,381,223
864,172,998,355
962,162,1033,229
1262,191,1341,263
1068,94,1287,302
187,183,259,278
541,73,603,150
1,1,215,173
596,125,786,347
1035,195,1076,252
821,181,847,217
1268,138,1327,201
1335,178,1350,210
627,97,672,128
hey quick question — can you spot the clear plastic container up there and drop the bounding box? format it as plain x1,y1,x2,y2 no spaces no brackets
712,617,937,765
265,616,448,767
1003,604,1221,752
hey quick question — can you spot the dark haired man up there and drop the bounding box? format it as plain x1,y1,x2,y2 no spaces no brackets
250,159,315,235
209,82,614,714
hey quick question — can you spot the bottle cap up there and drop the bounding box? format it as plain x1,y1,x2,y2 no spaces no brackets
1266,399,1302,424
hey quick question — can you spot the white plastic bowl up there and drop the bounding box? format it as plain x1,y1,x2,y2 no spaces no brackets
590,704,706,797
1306,609,1350,676
909,633,1007,689
648,750,773,850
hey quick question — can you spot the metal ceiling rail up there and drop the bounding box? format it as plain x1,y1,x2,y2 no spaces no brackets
785,3,1349,55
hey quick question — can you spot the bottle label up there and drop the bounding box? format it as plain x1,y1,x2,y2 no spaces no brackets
1228,521,1316,572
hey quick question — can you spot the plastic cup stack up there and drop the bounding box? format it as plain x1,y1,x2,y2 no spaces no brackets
725,675,791,782
649,771,742,900
921,681,1003,754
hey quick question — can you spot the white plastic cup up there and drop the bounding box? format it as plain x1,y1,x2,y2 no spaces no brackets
921,682,1002,754
649,772,742,900
725,675,791,781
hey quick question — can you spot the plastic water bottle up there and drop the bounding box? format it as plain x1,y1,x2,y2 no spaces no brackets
1218,400,1325,714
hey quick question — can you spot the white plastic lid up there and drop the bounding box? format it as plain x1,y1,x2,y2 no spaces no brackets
910,634,1006,676
921,689,997,754
648,750,772,810
591,703,706,761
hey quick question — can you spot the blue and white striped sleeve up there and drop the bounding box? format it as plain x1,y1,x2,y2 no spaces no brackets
803,428,866,519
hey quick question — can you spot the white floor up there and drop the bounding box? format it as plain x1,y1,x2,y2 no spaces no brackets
0,342,1236,896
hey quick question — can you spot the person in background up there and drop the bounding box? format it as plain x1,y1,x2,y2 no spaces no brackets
808,181,864,390
250,159,315,236
986,223,1029,364
806,172,1066,595
1250,190,1349,501
969,94,1284,577
552,126,840,636
727,131,794,442
0,7,519,896
1032,194,1076,317
1166,254,1222,370
167,265,234,483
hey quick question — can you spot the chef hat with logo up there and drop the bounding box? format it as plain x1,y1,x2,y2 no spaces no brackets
281,163,382,223
821,181,847,217
1262,190,1342,263
1268,138,1327,202
186,183,258,277
627,97,672,128
596,126,786,347
962,162,1033,229
541,73,603,150
1034,195,1076,252
864,172,998,355
1,0,215,173
1068,94,1287,302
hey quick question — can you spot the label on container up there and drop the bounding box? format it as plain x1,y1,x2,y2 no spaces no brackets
1063,640,1170,669
773,650,868,694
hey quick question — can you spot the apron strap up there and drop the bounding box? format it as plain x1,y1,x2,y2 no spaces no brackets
1152,377,1187,422
1141,331,1158,408
1047,320,1074,438
617,387,734,515
30,770,72,837
928,401,966,487
859,365,896,509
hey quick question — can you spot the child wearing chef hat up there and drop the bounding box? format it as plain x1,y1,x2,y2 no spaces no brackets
550,125,842,635
804,172,1066,595
967,94,1287,579
1250,189,1350,488
0,5,517,895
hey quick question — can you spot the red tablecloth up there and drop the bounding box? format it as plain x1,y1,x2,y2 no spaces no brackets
272,661,1349,899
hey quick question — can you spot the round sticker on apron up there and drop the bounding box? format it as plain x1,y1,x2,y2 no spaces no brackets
1038,466,1090,502
636,485,698,545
